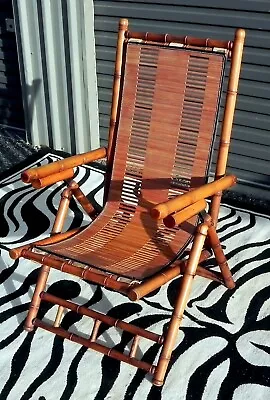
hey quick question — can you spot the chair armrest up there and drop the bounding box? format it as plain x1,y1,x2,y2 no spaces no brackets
21,147,107,184
31,168,75,189
163,199,207,228
151,175,237,220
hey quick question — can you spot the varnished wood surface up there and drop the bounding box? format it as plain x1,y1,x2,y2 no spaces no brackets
17,19,245,387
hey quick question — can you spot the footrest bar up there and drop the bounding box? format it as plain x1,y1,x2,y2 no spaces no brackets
34,318,156,374
40,291,163,344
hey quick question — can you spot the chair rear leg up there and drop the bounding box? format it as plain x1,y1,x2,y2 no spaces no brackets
24,265,50,331
153,222,209,386
207,224,235,289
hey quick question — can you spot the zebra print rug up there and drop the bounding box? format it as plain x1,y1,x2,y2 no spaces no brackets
0,154,269,400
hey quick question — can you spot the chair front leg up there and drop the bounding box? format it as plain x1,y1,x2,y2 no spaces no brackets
24,185,72,331
153,222,209,386
24,265,50,331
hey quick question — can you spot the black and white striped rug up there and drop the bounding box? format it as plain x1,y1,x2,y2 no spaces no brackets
0,154,269,400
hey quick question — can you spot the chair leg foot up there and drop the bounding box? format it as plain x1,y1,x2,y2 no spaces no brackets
152,377,164,387
24,265,50,331
24,323,35,332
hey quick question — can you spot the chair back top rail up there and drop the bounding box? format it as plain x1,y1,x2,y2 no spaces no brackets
125,31,233,51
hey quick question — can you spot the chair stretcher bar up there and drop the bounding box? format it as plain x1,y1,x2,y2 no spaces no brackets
34,318,156,374
40,291,163,344
21,249,133,294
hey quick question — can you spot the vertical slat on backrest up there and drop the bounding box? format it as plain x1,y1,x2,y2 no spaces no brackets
186,52,225,185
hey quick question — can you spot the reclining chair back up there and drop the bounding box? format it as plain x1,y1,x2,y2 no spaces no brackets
35,22,244,281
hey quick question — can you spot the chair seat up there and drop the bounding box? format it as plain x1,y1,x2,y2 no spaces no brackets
38,202,197,280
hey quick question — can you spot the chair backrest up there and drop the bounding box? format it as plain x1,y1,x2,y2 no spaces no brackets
109,42,224,209
106,20,244,225
35,22,245,281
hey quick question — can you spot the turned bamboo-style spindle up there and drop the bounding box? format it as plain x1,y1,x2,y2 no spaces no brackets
90,320,102,342
106,19,129,183
68,180,97,218
52,185,73,234
53,306,65,327
210,28,245,226
129,335,140,358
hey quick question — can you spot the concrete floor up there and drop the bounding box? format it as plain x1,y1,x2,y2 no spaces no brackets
0,126,37,176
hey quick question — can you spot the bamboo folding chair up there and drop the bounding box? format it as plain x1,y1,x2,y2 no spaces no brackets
10,19,245,386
